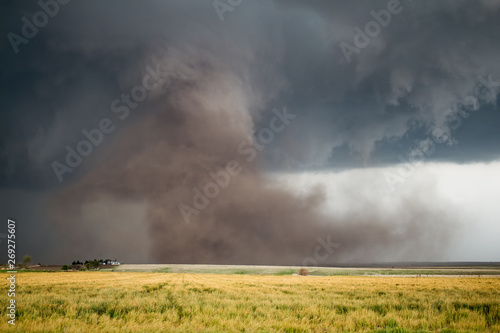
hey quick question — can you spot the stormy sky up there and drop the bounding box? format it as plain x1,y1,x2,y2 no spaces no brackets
1,0,499,264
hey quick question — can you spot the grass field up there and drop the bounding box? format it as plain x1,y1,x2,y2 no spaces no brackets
111,264,500,276
1,271,499,332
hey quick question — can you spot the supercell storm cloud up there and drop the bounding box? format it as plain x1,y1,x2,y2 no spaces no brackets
1,0,499,264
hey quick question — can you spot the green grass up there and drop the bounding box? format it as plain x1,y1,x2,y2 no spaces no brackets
112,264,500,276
274,269,297,276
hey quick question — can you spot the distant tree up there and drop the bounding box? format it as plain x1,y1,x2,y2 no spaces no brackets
85,262,91,270
92,260,100,269
62,265,69,271
22,255,32,268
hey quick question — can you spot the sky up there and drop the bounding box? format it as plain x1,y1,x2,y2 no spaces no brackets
1,0,499,265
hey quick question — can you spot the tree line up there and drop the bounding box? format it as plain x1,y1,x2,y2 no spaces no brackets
67,259,120,270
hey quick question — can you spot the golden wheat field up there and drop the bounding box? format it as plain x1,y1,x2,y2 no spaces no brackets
1,272,499,332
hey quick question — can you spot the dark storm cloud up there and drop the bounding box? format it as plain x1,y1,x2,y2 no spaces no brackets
2,0,500,185
0,0,498,263
258,0,500,170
